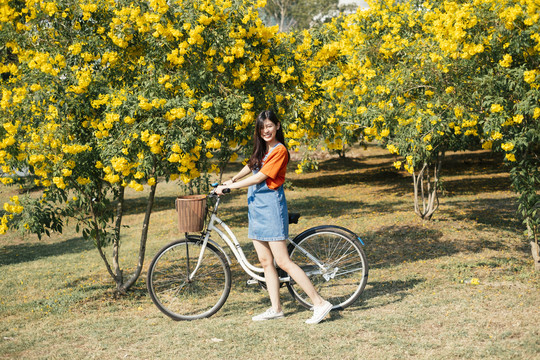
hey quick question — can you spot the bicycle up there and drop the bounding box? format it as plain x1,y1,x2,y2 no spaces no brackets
147,186,369,320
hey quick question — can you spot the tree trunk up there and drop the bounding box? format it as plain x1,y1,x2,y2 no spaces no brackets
412,152,444,220
90,197,117,283
88,162,158,293
118,181,157,293
531,241,540,271
112,186,125,290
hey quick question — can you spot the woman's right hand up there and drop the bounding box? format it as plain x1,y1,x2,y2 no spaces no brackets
222,179,234,187
215,185,229,196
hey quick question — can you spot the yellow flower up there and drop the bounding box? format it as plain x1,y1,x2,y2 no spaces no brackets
128,180,144,191
490,104,503,113
386,144,399,154
356,106,367,115
524,70,537,84
53,177,66,189
505,153,516,162
147,177,156,186
501,143,514,151
124,116,135,124
76,177,91,185
406,155,413,165
499,54,512,68
168,153,180,163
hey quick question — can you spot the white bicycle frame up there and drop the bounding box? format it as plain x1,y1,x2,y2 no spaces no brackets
188,195,326,282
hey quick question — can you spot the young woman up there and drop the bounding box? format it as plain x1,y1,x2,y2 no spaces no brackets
215,110,332,324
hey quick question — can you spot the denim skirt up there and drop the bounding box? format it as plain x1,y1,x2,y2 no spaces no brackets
247,180,289,241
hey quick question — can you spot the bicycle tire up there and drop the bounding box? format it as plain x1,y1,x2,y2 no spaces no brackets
286,226,368,310
147,238,231,320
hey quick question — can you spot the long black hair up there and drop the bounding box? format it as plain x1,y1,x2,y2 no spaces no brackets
248,110,289,170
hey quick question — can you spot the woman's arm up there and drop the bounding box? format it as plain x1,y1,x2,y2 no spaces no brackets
216,171,268,195
222,164,251,186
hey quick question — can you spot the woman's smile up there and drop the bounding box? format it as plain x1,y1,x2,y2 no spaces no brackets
260,119,279,144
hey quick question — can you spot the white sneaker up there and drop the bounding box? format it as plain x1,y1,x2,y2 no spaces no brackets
305,301,332,324
252,308,285,321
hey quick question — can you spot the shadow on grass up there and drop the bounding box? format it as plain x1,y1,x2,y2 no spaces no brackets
122,195,177,217
317,155,395,172
218,196,410,229
291,167,410,195
442,176,512,196
289,196,409,220
364,219,511,269
224,278,425,316
0,236,93,266
348,278,426,311
122,190,247,217
118,150,509,220
364,225,446,269
442,150,505,177
442,196,521,235
364,224,504,270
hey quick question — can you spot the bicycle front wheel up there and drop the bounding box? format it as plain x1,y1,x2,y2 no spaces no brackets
147,238,231,320
287,226,368,310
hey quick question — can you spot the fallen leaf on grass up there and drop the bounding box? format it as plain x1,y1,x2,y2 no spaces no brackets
210,338,224,343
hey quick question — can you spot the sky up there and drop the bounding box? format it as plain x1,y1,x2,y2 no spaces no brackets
339,0,369,8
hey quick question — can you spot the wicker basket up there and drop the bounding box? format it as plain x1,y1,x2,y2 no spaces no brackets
175,195,207,232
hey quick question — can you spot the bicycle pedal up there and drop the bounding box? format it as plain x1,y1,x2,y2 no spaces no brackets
246,278,258,285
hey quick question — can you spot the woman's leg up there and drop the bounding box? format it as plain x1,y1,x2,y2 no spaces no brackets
252,240,282,312
268,240,326,308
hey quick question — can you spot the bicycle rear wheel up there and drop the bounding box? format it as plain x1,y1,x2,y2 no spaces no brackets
286,226,368,310
147,238,231,320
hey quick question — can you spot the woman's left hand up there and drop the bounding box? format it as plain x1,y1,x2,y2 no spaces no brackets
222,179,233,187
214,185,229,196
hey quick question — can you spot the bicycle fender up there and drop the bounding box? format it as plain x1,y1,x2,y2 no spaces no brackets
292,225,365,246
186,235,232,265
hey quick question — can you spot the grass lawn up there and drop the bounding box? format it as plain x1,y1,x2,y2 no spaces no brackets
1,146,539,359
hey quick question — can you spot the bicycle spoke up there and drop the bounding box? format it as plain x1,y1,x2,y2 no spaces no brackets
287,229,368,310
147,239,231,320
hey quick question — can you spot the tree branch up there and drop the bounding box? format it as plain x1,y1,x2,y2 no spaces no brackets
88,197,116,281
120,160,158,292
112,186,125,289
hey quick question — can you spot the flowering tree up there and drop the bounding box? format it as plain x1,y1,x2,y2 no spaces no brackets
290,0,540,266
0,0,307,292
2,0,539,281
460,0,540,268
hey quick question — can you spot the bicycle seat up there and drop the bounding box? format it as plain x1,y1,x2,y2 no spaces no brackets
288,212,300,224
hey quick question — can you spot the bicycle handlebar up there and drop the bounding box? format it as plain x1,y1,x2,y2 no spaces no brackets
210,183,231,196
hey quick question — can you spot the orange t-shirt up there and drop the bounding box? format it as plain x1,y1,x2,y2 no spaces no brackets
260,144,288,190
